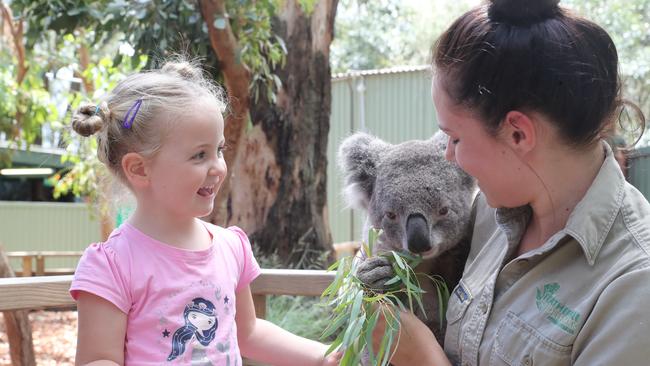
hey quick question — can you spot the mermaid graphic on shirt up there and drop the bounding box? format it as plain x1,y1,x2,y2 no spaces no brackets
167,297,218,364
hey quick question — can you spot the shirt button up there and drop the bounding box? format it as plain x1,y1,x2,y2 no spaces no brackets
522,354,533,366
479,302,489,314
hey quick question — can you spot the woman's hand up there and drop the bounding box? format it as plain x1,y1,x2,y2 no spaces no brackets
372,309,450,366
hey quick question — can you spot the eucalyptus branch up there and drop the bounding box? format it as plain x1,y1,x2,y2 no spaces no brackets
321,228,449,366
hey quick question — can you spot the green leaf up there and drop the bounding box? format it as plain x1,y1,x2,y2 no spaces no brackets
391,251,407,270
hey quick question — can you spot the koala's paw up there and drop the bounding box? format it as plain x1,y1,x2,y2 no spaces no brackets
356,256,394,292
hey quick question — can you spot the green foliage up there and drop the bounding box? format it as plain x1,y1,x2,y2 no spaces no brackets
11,0,287,104
321,228,449,366
331,0,420,73
0,42,59,149
267,295,334,341
331,0,479,73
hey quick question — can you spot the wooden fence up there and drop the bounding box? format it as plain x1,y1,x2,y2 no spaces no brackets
0,269,336,365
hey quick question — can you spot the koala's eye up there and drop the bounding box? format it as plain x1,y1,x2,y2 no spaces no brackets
438,207,449,216
385,211,397,220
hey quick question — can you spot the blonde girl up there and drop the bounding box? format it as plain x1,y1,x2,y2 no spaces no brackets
70,59,340,366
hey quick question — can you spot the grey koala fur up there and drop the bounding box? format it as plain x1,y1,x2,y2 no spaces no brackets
337,131,476,346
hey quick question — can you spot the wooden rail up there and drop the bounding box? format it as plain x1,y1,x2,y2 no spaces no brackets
0,269,335,315
6,251,83,277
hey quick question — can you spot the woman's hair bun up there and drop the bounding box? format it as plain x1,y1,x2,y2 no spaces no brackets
71,102,106,137
489,0,560,24
161,60,203,82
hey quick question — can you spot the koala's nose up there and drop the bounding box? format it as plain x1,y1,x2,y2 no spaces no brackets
406,213,431,253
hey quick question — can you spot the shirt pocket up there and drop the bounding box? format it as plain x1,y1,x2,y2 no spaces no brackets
490,311,572,366
444,280,473,355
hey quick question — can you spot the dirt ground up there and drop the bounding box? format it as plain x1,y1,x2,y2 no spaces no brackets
0,310,76,366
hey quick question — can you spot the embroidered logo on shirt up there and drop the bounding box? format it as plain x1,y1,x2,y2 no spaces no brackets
535,283,581,334
454,281,471,303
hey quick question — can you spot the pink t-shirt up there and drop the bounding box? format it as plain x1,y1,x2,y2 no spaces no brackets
70,222,261,365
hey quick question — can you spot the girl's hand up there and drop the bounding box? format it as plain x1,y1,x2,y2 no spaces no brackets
372,309,450,366
321,350,343,366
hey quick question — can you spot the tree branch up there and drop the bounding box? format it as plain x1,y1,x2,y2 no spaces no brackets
1,2,27,84
198,0,251,164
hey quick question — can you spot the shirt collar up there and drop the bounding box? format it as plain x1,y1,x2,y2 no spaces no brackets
494,141,625,265
564,141,625,265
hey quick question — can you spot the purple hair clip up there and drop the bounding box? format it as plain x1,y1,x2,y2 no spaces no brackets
122,99,143,129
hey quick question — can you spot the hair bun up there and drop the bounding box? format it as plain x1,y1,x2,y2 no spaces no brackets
489,0,560,24
72,102,106,137
161,61,203,82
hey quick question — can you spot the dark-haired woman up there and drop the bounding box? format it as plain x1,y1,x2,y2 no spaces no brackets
376,1,650,365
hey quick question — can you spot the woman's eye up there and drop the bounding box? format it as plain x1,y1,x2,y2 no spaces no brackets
192,151,206,160
438,207,449,216
385,211,397,220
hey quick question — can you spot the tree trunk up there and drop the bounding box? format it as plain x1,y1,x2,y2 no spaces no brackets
0,246,36,366
199,0,338,266
236,0,338,266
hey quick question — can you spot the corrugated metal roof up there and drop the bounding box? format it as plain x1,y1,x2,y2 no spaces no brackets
333,65,431,80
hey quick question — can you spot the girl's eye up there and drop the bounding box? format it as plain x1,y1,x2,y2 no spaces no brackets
217,145,227,157
192,151,206,160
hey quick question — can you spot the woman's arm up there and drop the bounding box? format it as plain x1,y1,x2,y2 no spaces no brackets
372,309,451,366
75,291,127,366
236,285,339,366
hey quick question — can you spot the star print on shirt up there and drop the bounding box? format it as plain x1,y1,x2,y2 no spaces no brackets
224,296,229,304
162,329,170,338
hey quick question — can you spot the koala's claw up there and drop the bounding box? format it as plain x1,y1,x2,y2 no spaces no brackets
356,257,394,291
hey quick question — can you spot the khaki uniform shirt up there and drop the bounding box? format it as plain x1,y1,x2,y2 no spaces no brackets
444,143,650,366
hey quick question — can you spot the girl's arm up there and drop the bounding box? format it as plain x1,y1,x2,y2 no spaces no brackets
372,309,451,366
236,285,339,366
75,291,127,366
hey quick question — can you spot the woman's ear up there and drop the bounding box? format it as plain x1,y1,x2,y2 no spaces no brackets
501,111,537,154
122,152,149,189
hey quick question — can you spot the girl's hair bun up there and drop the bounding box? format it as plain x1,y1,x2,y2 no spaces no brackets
489,0,560,24
72,102,108,137
161,60,203,82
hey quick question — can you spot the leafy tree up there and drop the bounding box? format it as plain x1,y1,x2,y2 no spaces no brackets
0,2,59,155
330,0,479,73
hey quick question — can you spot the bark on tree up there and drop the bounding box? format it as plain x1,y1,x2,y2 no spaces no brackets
0,246,36,366
200,0,338,265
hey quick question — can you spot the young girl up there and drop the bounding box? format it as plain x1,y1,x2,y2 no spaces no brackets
374,0,650,365
69,60,341,366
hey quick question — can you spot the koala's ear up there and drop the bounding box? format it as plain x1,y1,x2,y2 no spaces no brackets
430,130,448,152
337,132,388,210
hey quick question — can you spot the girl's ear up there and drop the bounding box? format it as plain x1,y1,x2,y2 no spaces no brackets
122,152,149,188
500,110,537,154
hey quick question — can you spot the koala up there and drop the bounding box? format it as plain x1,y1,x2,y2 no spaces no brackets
338,131,476,345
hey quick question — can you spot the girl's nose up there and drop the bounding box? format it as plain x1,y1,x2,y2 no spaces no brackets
445,136,455,162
